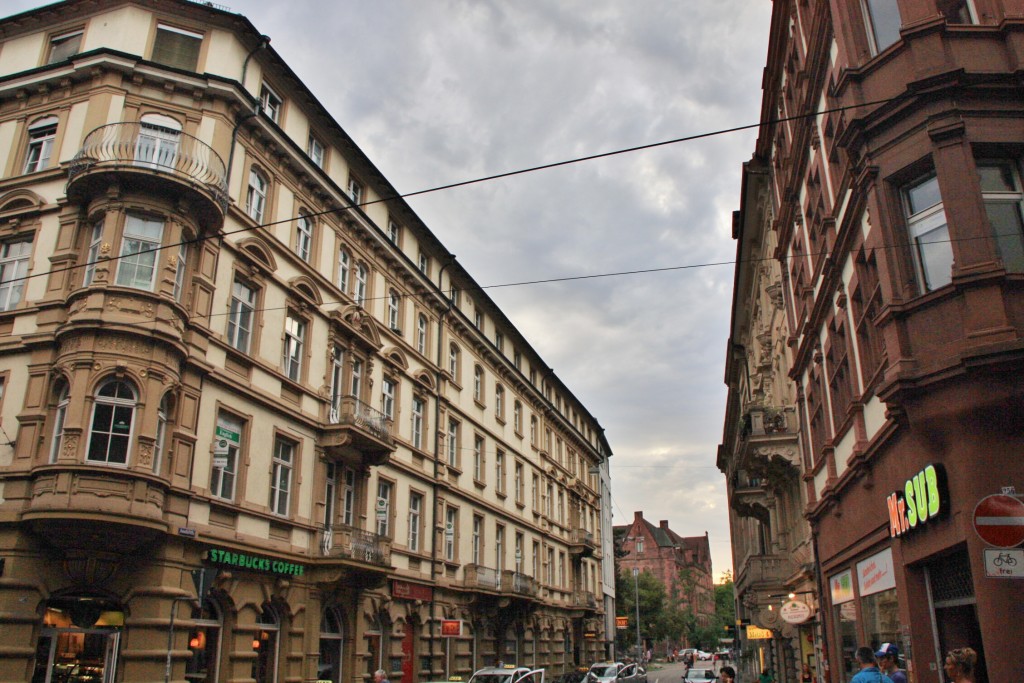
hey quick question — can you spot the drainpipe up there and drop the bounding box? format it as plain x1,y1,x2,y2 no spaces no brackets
224,35,270,193
164,595,198,683
429,256,456,677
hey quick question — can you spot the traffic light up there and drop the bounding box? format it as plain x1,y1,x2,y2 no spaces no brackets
723,624,736,637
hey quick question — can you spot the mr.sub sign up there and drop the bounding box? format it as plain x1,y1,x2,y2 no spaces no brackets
887,463,949,538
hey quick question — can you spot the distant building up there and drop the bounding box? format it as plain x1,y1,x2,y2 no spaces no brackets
721,2,1024,683
0,1,615,682
614,512,714,649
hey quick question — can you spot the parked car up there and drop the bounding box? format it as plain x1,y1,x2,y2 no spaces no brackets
712,651,731,662
616,663,646,683
682,669,716,681
470,666,545,683
696,651,712,661
586,663,624,683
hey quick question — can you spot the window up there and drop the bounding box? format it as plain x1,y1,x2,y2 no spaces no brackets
559,551,565,587
474,309,483,329
246,168,268,223
348,177,363,205
387,220,400,245
514,350,521,370
282,312,306,381
116,214,163,291
827,318,854,426
350,359,362,399
450,286,461,307
260,83,282,122
978,160,1024,272
318,608,343,683
342,467,355,526
324,462,337,526
47,29,82,64
904,174,953,292
408,492,423,551
376,480,392,537
50,382,70,463
495,450,505,493
171,241,189,301
448,343,460,379
416,314,428,355
381,378,395,421
515,461,524,503
329,345,344,422
387,289,400,330
418,251,429,276
938,0,975,23
445,507,458,561
135,114,181,169
354,264,367,306
472,515,483,565
154,394,171,474
24,116,57,174
447,419,459,467
557,490,564,523
495,332,504,353
545,482,553,518
513,401,522,433
83,219,103,286
337,248,350,293
636,538,644,553
0,239,31,311
545,547,554,585
270,437,294,516
531,472,539,510
252,605,279,683
533,541,540,578
295,213,313,262
495,384,504,419
152,24,202,71
863,0,902,54
87,379,136,465
211,411,242,500
227,277,256,354
308,134,325,167
473,435,485,482
473,366,484,403
411,397,425,450
495,524,505,571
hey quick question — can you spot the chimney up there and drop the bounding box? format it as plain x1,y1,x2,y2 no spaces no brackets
660,520,669,530
634,511,643,522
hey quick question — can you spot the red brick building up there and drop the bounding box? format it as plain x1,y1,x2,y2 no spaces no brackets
614,512,714,639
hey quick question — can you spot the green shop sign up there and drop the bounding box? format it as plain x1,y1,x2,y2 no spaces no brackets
206,548,305,577
886,463,949,538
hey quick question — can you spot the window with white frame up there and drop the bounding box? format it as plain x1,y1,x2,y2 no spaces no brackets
152,23,202,71
513,401,522,433
496,524,505,572
473,365,483,403
337,247,350,293
530,416,538,446
246,167,268,223
47,29,82,64
474,309,483,329
350,358,362,400
0,239,32,311
445,507,458,561
387,289,400,330
513,350,521,370
387,220,400,245
211,410,242,500
545,547,554,585
416,314,428,355
24,116,57,174
515,461,524,503
447,419,459,467
324,461,338,526
260,83,282,122
863,0,902,55
495,450,505,493
531,472,539,510
418,251,429,276
270,437,294,516
354,264,367,306
86,379,137,465
495,384,504,419
116,214,163,291
545,482,553,518
282,312,306,381
472,515,483,565
903,173,953,292
308,134,325,167
49,381,70,463
495,331,504,353
329,345,344,422
448,343,460,379
153,394,171,474
381,378,395,421
173,242,189,301
227,276,256,354
135,114,181,169
83,219,104,286
978,160,1024,272
408,492,423,551
348,177,363,205
376,480,392,537
533,541,540,578
411,396,424,450
295,213,313,261
342,467,355,526
473,434,485,482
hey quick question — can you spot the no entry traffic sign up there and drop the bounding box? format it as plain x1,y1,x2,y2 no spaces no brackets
973,494,1024,548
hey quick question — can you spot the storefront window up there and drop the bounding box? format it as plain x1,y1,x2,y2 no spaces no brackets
828,568,857,683
861,588,899,653
32,597,123,683
318,608,344,683
186,599,221,682
252,605,279,683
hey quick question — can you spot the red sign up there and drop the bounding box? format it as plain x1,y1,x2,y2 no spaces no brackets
440,620,463,637
615,616,629,629
973,494,1024,548
392,580,433,602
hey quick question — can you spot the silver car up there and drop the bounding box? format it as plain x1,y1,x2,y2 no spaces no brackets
617,663,647,683
586,663,624,683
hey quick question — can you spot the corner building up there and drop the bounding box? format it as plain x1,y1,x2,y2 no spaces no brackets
0,2,615,682
726,2,1024,683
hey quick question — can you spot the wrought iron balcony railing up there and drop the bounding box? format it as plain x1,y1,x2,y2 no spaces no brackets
570,589,598,609
319,523,391,568
329,395,392,442
463,564,502,591
68,122,229,209
502,570,538,597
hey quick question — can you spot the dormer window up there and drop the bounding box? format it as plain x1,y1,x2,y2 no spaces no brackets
152,24,202,71
260,83,282,123
47,29,83,64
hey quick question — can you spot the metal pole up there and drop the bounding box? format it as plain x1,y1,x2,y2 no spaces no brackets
633,567,641,662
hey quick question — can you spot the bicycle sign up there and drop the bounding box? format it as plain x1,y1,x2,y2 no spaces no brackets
983,548,1024,579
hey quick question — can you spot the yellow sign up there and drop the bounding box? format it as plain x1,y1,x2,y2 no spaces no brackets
746,625,773,640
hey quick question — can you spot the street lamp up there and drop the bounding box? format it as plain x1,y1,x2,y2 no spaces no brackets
632,567,642,662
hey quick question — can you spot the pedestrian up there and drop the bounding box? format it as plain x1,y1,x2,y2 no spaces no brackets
719,666,736,683
374,669,391,683
874,643,906,683
943,647,977,683
681,659,690,681
850,647,893,683
801,664,813,683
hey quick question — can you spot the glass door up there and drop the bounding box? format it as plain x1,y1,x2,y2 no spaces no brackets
33,628,120,683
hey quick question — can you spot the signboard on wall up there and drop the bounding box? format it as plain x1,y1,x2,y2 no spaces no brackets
780,600,812,624
441,620,463,637
829,569,854,604
392,580,433,601
746,626,773,640
616,616,629,629
857,548,896,597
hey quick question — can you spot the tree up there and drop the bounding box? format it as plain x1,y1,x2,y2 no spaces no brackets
616,569,684,656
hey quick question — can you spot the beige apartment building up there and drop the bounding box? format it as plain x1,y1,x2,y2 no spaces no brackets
0,2,614,682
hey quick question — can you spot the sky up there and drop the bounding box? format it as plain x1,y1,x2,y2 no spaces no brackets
11,0,773,582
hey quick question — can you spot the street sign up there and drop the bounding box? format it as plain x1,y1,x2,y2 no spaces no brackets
983,549,1024,578
616,616,629,629
376,497,388,522
973,494,1024,548
445,521,455,539
441,619,463,637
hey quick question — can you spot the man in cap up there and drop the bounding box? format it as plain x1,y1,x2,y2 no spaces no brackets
875,644,907,683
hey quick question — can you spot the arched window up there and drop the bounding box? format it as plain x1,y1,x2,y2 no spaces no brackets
473,365,484,403
135,113,181,169
87,379,138,465
318,608,344,683
49,381,70,463
253,605,280,683
337,248,350,293
495,384,505,418
187,598,222,683
246,168,268,223
448,343,460,380
295,213,313,262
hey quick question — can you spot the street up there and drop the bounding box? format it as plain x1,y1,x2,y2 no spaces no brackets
646,659,723,683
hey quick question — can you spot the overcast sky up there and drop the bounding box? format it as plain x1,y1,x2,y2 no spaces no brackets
12,0,772,581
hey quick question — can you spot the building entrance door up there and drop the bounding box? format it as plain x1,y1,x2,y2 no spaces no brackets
401,623,415,683
32,627,120,683
927,549,988,683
